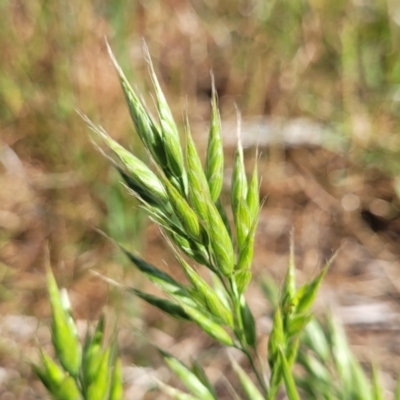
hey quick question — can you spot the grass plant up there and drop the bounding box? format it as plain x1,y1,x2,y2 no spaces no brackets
34,260,124,400
81,43,335,399
91,42,329,399
35,40,400,398
1,1,398,397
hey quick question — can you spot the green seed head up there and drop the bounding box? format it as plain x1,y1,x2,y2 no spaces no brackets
205,76,224,203
46,267,82,378
163,177,202,242
206,200,235,276
104,136,167,201
268,307,284,370
236,213,258,272
246,154,259,222
235,198,252,250
235,269,252,294
144,44,186,190
168,229,210,266
82,115,167,203
186,123,211,223
106,42,168,169
231,120,248,216
179,303,234,346
176,253,233,327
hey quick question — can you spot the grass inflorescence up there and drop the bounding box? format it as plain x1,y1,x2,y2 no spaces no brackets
34,260,124,400
35,41,400,399
81,42,336,399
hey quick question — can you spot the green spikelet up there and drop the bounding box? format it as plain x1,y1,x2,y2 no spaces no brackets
205,76,224,203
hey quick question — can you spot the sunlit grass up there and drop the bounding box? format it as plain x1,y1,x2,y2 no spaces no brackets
2,0,400,397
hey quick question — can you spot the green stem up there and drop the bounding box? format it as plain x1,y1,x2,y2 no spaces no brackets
243,347,269,396
229,278,245,341
229,277,268,396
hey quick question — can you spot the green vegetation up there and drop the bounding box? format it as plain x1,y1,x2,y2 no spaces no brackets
34,260,123,400
36,44,397,399
2,0,400,398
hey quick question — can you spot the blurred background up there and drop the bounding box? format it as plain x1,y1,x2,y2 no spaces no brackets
2,0,400,398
